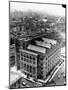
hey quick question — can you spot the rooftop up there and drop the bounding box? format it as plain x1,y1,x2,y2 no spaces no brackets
27,44,46,54
18,33,61,56
35,40,51,49
19,49,38,56
42,37,57,45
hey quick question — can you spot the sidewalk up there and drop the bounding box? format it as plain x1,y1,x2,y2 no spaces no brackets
38,59,64,84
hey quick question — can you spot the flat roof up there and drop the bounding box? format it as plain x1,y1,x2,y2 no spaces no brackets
35,40,51,49
19,49,38,56
27,44,46,54
42,37,57,45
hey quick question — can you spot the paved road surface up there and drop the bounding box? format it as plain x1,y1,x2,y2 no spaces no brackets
20,77,42,88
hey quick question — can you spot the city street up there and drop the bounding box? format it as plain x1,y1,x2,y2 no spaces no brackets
20,77,42,88
45,46,66,86
51,60,66,86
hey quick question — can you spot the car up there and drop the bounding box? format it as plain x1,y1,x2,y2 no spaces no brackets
26,84,30,87
21,81,26,86
21,81,30,87
23,82,26,85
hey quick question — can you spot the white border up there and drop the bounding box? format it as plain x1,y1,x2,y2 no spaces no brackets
0,0,68,90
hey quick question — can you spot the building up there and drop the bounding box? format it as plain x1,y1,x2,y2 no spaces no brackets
15,34,62,80
19,49,38,80
10,44,16,67
10,71,21,89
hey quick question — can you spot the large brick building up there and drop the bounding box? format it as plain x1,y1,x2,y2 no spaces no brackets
15,34,62,80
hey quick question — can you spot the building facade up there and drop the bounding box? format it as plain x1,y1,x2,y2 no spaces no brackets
15,34,62,80
20,49,38,80
10,44,16,67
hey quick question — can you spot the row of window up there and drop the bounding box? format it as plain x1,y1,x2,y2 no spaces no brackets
45,49,60,67
21,63,36,74
45,54,60,72
46,48,60,60
44,52,60,73
21,53,36,60
21,57,36,64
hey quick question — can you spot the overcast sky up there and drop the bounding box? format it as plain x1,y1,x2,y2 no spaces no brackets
10,2,65,17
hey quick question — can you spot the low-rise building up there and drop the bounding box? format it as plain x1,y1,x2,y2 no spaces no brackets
10,71,21,89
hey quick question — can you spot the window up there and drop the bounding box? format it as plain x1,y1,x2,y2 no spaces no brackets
24,54,26,57
30,66,32,73
30,56,33,59
27,65,29,72
33,67,35,74
48,67,49,71
48,63,49,67
27,55,29,58
33,60,35,64
33,57,35,64
30,59,32,63
27,59,29,62
46,63,47,69
46,57,47,60
28,59,30,63
24,64,26,70
33,57,35,60
10,56,15,61
21,63,23,69
21,53,23,56
24,58,26,61
30,75,32,77
21,56,23,60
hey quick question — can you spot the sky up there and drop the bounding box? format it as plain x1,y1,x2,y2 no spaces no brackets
10,2,65,17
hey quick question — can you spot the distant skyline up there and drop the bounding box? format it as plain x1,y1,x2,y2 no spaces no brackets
10,2,65,17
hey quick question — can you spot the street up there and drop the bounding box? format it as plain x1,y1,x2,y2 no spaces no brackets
20,77,42,88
